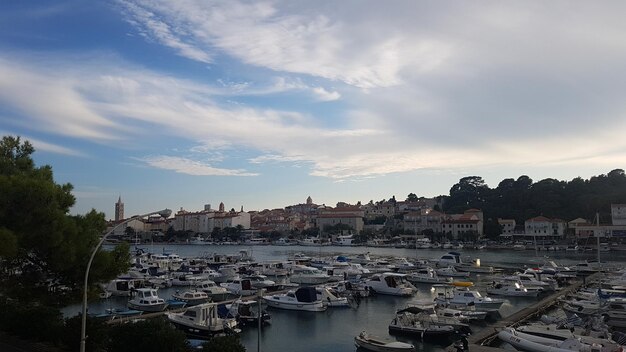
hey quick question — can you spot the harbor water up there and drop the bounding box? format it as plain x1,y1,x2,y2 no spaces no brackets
70,244,626,352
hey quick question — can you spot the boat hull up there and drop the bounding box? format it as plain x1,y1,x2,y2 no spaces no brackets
354,335,415,352
263,298,326,311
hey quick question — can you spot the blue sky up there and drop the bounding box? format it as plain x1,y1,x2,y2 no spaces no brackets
1,1,625,219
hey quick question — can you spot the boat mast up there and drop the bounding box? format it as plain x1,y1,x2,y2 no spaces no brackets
596,212,600,263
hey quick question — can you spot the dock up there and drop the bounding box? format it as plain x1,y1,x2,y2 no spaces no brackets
447,273,601,351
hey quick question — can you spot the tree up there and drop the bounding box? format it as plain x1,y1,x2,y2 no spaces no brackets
406,193,418,202
107,318,189,352
0,136,130,303
200,335,246,352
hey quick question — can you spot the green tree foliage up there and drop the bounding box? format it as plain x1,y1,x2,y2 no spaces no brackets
406,193,418,202
0,136,130,303
200,335,246,352
443,170,626,226
106,318,189,352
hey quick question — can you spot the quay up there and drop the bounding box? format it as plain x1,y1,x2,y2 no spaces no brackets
447,272,602,352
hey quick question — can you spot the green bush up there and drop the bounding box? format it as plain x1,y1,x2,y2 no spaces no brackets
61,315,109,352
107,318,189,352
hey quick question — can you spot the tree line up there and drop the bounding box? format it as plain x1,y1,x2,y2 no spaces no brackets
441,170,626,237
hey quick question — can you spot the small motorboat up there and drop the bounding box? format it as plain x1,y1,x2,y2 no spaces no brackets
354,331,415,352
172,290,211,306
127,288,169,312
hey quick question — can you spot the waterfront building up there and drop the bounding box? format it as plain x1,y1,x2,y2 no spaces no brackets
441,209,484,239
498,218,516,235
524,216,566,238
316,206,364,234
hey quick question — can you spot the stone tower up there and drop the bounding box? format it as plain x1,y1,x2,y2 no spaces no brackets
219,202,225,212
306,196,312,205
115,196,124,221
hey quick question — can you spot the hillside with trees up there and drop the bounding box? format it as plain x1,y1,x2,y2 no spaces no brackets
442,170,626,237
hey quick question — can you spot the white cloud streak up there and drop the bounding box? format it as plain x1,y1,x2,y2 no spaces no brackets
140,156,258,176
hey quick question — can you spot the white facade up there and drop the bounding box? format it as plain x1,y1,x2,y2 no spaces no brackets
612,204,626,226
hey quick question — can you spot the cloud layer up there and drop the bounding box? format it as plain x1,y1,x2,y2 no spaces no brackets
2,1,626,180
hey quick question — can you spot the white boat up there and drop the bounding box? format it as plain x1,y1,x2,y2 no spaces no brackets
316,287,350,307
351,252,372,264
195,280,229,300
388,310,455,340
334,234,354,246
101,279,141,297
365,273,417,296
406,268,453,284
324,261,371,280
603,298,626,328
220,278,256,296
242,274,276,289
289,265,331,284
562,300,604,316
434,288,504,310
172,290,211,306
260,261,290,276
435,266,470,278
263,286,327,312
487,281,540,297
516,323,615,346
354,331,415,352
127,288,169,312
167,302,239,339
498,327,620,352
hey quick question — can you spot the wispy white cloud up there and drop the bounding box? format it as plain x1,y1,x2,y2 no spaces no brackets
139,155,258,176
117,1,213,63
118,0,451,88
0,130,87,157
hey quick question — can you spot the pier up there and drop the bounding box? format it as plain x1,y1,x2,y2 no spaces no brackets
447,273,601,352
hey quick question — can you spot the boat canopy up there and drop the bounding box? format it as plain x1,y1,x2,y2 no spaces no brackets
295,287,318,303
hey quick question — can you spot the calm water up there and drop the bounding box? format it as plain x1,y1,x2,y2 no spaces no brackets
74,244,626,352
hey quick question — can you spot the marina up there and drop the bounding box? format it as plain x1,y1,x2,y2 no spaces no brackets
60,243,626,352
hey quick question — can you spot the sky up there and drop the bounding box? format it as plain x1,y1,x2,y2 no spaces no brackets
1,1,625,219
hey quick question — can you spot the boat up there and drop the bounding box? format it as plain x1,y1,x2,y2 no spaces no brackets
388,310,456,340
434,287,504,310
316,286,350,307
354,331,415,352
406,268,452,284
603,298,626,328
91,308,143,321
222,299,271,327
486,281,539,297
289,265,331,284
127,288,169,312
166,302,240,339
220,278,256,296
242,274,276,289
263,286,327,312
334,234,354,246
498,327,621,352
172,290,211,306
195,280,230,300
435,266,470,278
365,273,417,296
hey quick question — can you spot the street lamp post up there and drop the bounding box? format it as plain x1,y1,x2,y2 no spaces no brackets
80,208,172,352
